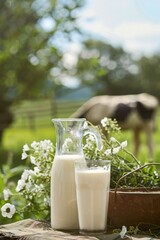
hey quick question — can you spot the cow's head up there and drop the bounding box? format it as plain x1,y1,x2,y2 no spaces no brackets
136,101,157,120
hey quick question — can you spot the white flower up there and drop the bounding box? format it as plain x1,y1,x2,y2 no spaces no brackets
34,167,40,175
83,121,88,129
120,226,127,238
62,138,74,152
44,196,51,206
21,169,33,181
30,155,36,165
16,179,25,192
23,144,30,151
121,140,128,149
21,152,28,160
105,149,112,156
3,189,11,201
25,181,32,190
35,140,54,158
31,141,39,150
86,142,93,149
101,117,108,127
113,146,121,154
88,134,95,142
21,144,30,160
1,203,16,218
110,137,116,142
154,170,159,177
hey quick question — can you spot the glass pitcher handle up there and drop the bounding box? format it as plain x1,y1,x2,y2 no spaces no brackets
84,123,102,150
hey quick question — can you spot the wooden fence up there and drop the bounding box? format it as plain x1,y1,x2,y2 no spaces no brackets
11,100,85,129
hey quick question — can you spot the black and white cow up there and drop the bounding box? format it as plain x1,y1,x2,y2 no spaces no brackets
71,93,159,157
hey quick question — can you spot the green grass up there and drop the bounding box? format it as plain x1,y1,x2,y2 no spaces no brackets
2,121,160,168
1,126,56,167
3,127,55,149
1,100,160,167
118,130,160,164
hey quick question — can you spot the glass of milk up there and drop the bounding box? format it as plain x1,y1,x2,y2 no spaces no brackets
75,159,110,235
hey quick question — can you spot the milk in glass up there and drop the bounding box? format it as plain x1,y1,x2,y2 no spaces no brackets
75,167,110,232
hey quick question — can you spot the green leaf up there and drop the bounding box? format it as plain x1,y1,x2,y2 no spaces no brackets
0,174,5,193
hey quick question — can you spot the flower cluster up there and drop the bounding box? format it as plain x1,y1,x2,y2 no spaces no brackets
1,118,160,221
1,140,55,220
83,119,127,161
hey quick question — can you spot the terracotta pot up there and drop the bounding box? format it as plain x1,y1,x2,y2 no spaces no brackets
108,188,160,227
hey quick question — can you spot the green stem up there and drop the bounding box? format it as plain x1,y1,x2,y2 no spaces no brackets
115,162,160,194
123,148,141,166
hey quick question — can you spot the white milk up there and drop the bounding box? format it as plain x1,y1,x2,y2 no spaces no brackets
75,168,110,231
51,154,84,230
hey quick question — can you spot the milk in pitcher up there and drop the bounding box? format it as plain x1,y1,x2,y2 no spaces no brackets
51,154,85,230
51,118,102,231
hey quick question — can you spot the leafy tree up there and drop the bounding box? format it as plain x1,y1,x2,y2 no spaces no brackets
136,55,160,99
0,0,84,143
74,39,140,95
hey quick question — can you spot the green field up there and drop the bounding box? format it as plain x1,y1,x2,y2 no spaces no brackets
1,100,160,167
1,99,84,167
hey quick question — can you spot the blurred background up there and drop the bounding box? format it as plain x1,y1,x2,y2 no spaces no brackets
1,0,160,168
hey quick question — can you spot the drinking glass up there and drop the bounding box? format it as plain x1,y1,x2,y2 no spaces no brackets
75,159,110,235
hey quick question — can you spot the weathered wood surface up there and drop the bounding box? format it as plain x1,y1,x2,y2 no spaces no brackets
0,219,157,240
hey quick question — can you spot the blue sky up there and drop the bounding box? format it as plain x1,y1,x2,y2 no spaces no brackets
78,0,160,57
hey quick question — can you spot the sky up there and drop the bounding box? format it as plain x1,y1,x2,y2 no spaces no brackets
78,0,160,57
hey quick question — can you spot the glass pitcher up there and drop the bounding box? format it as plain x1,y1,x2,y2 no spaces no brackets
50,118,102,230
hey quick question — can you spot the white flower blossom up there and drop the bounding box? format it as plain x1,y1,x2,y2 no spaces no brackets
36,140,54,158
121,140,128,149
21,144,30,160
154,171,159,177
25,181,32,190
16,179,26,192
44,196,51,206
88,134,95,142
101,117,108,127
31,141,39,150
105,149,112,156
84,140,95,149
113,146,121,154
62,138,74,152
120,226,127,238
1,203,16,218
23,144,30,151
30,155,36,165
3,189,11,201
110,137,117,142
34,167,40,175
21,169,33,181
16,169,35,192
83,121,88,129
21,152,28,160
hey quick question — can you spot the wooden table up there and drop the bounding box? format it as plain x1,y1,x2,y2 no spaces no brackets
0,219,158,240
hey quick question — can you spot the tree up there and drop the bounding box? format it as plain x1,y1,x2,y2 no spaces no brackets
0,0,85,143
74,39,140,95
136,55,160,99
